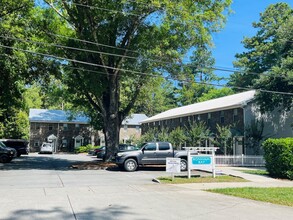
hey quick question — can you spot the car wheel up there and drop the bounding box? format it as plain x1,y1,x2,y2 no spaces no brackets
0,155,10,163
124,158,138,172
180,159,188,171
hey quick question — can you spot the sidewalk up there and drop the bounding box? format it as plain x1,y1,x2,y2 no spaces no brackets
175,167,293,190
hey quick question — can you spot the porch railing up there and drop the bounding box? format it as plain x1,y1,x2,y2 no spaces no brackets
215,155,265,167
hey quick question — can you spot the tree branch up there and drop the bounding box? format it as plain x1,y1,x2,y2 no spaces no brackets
43,0,75,29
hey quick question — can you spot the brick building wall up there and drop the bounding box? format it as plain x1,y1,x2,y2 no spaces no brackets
29,122,98,152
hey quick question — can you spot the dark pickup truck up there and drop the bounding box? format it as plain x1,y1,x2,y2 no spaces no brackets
115,142,190,172
0,139,29,157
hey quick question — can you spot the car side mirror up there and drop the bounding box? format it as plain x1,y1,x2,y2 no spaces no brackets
142,148,145,154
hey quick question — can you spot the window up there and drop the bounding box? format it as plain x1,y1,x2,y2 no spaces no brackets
49,125,53,131
144,143,156,151
233,109,238,122
62,139,67,147
136,126,140,132
197,115,201,121
75,124,80,128
159,143,170,151
35,123,40,130
220,111,225,124
34,141,39,147
63,123,68,130
207,113,211,125
124,124,128,131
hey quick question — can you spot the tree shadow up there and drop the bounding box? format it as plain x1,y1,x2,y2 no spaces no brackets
5,205,147,220
0,154,96,171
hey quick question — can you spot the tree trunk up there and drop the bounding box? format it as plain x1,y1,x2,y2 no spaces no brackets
102,75,121,162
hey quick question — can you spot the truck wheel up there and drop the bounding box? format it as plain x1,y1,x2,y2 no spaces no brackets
0,155,10,163
180,159,188,171
124,158,138,172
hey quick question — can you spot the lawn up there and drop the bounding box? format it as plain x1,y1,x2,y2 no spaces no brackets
238,169,269,176
207,187,293,207
158,175,247,184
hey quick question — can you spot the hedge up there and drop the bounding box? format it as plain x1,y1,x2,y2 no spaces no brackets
262,138,293,180
75,144,98,153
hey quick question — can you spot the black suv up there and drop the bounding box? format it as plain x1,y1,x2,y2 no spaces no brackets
0,141,17,163
0,139,29,157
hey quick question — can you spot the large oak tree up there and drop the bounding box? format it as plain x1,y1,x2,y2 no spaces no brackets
42,0,232,160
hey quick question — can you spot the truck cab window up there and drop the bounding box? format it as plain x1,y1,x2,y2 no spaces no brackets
144,143,156,151
158,143,170,150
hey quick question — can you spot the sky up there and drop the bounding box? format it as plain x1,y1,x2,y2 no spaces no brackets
212,0,292,79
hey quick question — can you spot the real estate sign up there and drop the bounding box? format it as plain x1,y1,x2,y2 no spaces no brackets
166,157,181,173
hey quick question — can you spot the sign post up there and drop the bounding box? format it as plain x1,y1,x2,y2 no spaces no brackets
185,147,218,178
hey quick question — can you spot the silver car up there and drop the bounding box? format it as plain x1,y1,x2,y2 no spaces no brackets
39,143,53,154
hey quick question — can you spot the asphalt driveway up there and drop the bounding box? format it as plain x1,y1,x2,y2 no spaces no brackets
0,153,292,220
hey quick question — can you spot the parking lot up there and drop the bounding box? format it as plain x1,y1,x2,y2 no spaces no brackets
1,153,293,220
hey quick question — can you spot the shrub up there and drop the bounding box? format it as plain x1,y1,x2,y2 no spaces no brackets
262,138,293,180
75,144,98,153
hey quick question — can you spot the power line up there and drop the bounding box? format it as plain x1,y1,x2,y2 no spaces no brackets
47,1,141,17
1,34,290,81
1,43,293,96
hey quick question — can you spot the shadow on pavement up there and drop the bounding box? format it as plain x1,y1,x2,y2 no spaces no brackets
5,205,134,220
0,154,94,171
106,165,166,172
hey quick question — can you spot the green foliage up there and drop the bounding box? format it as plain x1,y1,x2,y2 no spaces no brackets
215,124,232,155
158,175,246,184
75,144,99,153
208,187,293,207
0,1,63,139
198,88,234,102
263,138,293,180
186,121,211,147
176,46,218,106
169,127,187,149
157,127,170,142
140,128,158,143
41,0,231,161
132,79,177,116
245,119,264,155
229,3,293,112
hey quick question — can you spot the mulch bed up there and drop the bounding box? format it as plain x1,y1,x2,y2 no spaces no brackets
70,161,117,170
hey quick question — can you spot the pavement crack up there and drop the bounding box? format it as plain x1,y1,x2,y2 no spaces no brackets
57,174,64,187
67,194,77,220
43,188,47,196
88,186,95,193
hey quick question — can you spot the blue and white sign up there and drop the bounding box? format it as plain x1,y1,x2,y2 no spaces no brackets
189,155,213,171
192,156,212,165
186,147,217,178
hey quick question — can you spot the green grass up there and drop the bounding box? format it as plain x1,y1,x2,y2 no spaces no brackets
238,169,269,176
158,175,247,184
207,187,293,207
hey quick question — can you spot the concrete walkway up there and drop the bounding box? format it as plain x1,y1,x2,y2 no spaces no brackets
175,166,293,190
